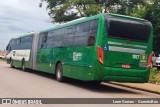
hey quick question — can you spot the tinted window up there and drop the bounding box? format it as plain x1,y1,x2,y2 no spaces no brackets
74,22,90,46
9,38,20,50
47,29,64,48
74,20,98,46
88,20,98,46
7,40,13,51
89,20,98,37
20,36,33,49
76,22,90,33
106,16,151,42
63,26,75,47
38,20,98,48
38,32,48,49
7,40,11,51
47,31,55,48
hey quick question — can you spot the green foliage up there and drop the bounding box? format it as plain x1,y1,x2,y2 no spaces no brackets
143,0,160,54
144,0,160,36
40,0,101,23
150,69,158,80
149,68,160,84
130,7,147,18
40,0,147,23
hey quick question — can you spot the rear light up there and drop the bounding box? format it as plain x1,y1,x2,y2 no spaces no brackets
98,46,104,65
146,53,153,68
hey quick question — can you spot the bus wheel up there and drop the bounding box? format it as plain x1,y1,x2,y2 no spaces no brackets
56,63,64,82
22,60,26,71
10,59,15,68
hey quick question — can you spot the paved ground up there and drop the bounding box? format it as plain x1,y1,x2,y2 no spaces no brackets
0,61,160,107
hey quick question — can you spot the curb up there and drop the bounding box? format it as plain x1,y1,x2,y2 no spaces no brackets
108,82,160,95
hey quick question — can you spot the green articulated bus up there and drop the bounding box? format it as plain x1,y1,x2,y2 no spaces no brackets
6,13,153,83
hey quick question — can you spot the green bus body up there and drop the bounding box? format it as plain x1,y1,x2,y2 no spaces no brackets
6,13,153,83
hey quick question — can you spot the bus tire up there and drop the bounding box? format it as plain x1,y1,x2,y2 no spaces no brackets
22,59,26,71
10,59,15,68
56,63,64,82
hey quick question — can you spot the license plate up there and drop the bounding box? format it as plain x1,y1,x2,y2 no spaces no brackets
122,64,130,68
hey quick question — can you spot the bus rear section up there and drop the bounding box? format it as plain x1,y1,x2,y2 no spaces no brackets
95,14,152,83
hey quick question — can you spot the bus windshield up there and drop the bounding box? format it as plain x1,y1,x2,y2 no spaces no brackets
105,16,152,42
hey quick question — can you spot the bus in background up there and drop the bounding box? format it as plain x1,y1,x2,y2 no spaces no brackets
6,32,36,70
6,13,153,83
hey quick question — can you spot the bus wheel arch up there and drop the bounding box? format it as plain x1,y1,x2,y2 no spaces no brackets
55,61,64,82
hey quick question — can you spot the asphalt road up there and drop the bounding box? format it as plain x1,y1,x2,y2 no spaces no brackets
0,61,160,107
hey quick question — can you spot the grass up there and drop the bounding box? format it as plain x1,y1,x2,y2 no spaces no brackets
149,68,160,84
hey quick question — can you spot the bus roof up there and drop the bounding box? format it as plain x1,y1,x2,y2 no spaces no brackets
10,32,35,40
18,32,35,38
40,13,150,33
106,13,147,21
40,14,102,33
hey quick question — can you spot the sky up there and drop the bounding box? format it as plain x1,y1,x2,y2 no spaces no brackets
0,0,55,51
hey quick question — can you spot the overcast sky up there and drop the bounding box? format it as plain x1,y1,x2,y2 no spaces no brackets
0,0,55,51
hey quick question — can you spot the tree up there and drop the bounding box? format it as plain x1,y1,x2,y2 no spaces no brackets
40,0,101,23
143,0,160,54
40,0,147,23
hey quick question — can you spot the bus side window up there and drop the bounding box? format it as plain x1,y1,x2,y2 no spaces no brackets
88,20,98,46
54,29,64,48
63,26,75,47
47,31,55,48
13,38,20,50
88,36,95,46
9,39,16,50
20,36,33,49
74,22,90,46
40,33,48,49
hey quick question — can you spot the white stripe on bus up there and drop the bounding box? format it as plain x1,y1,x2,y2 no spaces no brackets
108,41,147,49
109,46,146,54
